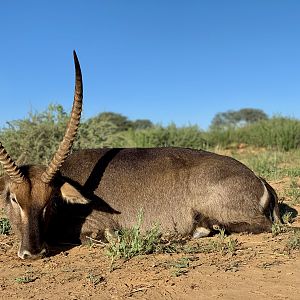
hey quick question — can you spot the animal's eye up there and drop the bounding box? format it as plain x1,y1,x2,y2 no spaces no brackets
9,195,18,204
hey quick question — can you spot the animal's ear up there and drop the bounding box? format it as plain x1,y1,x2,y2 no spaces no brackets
60,182,89,204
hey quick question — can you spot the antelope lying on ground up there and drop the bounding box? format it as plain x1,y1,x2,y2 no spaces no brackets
0,52,281,259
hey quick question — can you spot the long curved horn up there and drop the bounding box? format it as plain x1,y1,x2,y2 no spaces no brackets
41,51,83,184
0,143,24,183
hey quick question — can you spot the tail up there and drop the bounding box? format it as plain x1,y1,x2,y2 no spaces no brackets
260,178,283,224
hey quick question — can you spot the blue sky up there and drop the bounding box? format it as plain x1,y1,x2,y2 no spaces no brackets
1,1,300,129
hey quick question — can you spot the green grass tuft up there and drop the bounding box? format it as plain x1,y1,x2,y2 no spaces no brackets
86,273,105,286
106,210,161,264
284,179,300,204
14,276,36,284
0,217,11,235
286,230,300,252
169,257,192,277
272,222,287,237
209,228,238,255
282,212,294,224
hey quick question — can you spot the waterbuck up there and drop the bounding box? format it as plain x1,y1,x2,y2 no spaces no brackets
0,52,281,259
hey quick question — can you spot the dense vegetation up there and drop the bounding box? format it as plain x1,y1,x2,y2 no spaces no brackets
0,105,299,166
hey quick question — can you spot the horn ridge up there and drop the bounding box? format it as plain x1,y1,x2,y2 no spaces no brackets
41,51,83,184
0,142,24,183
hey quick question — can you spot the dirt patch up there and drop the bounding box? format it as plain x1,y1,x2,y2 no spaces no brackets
1,188,300,299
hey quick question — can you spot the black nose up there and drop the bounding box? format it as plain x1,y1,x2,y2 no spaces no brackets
22,252,31,259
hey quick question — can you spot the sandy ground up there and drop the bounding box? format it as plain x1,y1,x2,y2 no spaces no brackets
0,183,299,300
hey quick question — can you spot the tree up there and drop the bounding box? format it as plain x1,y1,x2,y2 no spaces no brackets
132,119,153,130
90,112,153,131
210,108,268,129
92,112,132,131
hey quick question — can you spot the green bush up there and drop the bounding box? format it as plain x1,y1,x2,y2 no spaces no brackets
0,104,68,165
120,124,208,149
75,120,126,149
206,117,300,151
0,217,11,235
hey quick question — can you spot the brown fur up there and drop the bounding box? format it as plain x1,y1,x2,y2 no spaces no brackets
58,147,281,236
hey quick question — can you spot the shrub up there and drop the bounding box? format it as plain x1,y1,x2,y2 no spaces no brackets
121,124,208,149
0,217,11,235
206,117,300,151
106,210,161,262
